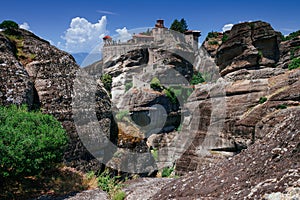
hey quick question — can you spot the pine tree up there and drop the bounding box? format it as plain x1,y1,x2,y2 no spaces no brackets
170,18,188,33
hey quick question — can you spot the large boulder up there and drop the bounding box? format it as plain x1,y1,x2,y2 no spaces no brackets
216,21,281,77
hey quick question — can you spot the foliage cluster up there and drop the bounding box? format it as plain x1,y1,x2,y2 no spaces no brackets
190,71,205,85
101,74,113,94
170,18,188,33
97,170,126,200
288,57,300,70
282,30,300,41
259,96,267,104
0,105,68,181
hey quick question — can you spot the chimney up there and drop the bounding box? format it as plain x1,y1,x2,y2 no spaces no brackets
155,19,165,28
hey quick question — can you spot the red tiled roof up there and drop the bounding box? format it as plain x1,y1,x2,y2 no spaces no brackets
103,35,112,39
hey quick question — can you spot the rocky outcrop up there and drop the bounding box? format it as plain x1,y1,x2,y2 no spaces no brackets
201,31,223,58
153,107,300,199
123,178,173,200
174,21,300,175
0,28,112,171
216,21,281,77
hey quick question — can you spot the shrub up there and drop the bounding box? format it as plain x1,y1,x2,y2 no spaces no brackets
161,166,174,177
125,81,133,92
0,20,19,35
150,77,163,91
259,96,267,104
163,88,177,104
97,170,125,199
0,105,68,180
113,191,126,200
276,104,287,109
101,74,112,93
0,20,19,30
207,31,219,39
282,30,300,41
190,71,205,85
222,34,229,43
288,57,300,70
208,40,219,45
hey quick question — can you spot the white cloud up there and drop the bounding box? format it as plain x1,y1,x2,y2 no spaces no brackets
115,27,132,42
222,24,234,32
19,22,30,31
60,16,108,53
97,10,118,15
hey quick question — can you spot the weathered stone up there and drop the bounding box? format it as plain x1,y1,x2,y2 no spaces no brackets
216,21,280,77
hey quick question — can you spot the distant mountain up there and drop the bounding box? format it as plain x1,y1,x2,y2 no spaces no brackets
72,52,101,67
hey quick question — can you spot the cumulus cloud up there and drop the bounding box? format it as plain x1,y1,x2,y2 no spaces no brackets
19,22,30,31
115,27,132,42
222,24,234,32
60,16,108,53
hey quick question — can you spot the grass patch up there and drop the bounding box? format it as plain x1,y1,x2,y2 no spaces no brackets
115,110,130,121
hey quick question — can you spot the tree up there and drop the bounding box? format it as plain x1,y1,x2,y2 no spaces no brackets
170,18,188,33
0,20,19,30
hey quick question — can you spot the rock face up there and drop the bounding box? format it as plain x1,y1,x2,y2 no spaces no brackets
216,21,281,77
0,29,112,171
173,20,300,175
152,107,300,199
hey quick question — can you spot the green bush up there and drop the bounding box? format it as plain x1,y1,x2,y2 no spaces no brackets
97,170,125,199
125,81,133,92
163,88,177,104
288,57,300,70
150,77,163,91
282,30,300,41
207,31,219,39
161,166,174,177
190,71,205,85
113,191,126,200
208,40,219,45
0,105,68,180
101,74,112,93
222,34,229,43
259,96,267,104
276,104,287,109
0,20,19,35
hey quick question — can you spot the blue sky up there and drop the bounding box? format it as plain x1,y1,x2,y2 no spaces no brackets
1,0,300,55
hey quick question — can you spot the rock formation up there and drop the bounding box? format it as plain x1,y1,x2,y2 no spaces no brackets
0,28,113,171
